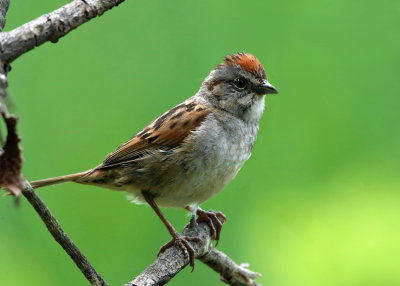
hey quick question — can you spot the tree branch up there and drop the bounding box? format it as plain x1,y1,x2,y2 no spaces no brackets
125,218,261,286
22,183,109,286
199,249,261,286
0,0,9,99
0,0,9,32
0,0,125,64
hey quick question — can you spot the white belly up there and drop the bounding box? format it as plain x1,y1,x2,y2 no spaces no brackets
149,116,258,208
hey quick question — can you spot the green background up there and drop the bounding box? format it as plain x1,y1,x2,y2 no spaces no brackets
1,0,399,285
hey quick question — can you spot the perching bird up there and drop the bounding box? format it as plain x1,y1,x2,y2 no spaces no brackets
30,53,278,267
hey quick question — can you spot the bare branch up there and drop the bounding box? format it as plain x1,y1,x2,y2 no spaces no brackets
125,218,261,286
0,63,8,99
0,0,9,99
0,0,125,64
200,249,261,286
0,0,9,32
21,183,109,286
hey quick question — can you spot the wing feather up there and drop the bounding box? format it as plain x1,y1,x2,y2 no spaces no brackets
98,101,212,168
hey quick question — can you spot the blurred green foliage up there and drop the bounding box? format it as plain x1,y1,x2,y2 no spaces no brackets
1,0,400,285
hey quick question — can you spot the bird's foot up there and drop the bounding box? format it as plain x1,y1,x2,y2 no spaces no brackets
158,232,202,270
196,209,227,245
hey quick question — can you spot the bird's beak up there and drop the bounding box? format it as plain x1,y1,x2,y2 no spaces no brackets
259,79,278,94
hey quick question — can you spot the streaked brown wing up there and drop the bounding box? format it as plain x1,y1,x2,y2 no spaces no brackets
98,101,212,168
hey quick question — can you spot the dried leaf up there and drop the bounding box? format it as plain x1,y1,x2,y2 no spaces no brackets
0,108,25,196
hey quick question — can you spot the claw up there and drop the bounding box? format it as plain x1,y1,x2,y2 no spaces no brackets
196,209,226,246
158,234,202,271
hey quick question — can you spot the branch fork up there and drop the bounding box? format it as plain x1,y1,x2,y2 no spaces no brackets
126,216,261,286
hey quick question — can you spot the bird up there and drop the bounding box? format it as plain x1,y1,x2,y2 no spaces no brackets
30,52,278,268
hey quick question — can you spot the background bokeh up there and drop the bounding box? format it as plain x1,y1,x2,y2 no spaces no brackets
1,0,399,285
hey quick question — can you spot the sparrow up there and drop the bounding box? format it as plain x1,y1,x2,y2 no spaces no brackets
30,53,278,268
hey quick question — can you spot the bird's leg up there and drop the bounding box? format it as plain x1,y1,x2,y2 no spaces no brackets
142,192,200,269
185,206,227,246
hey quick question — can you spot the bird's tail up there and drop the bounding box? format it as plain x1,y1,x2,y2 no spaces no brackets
30,171,89,189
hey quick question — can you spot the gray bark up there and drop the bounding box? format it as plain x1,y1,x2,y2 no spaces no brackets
200,249,261,286
0,0,9,98
22,184,109,286
0,0,125,64
125,218,261,286
0,0,9,31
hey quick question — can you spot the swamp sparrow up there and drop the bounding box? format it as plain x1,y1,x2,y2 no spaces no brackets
31,53,278,267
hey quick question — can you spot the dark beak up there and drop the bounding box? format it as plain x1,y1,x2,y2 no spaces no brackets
259,79,278,94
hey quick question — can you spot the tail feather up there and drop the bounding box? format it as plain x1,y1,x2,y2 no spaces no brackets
30,171,89,189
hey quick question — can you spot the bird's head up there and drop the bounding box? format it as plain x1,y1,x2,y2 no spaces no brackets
199,53,277,122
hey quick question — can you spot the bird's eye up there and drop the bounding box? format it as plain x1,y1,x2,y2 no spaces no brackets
233,77,247,89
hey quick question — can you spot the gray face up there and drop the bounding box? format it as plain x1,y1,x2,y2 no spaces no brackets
200,64,277,120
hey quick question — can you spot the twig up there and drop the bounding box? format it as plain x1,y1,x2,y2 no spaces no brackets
125,217,261,286
22,183,109,286
200,249,261,286
0,0,9,99
0,0,9,32
0,0,125,64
